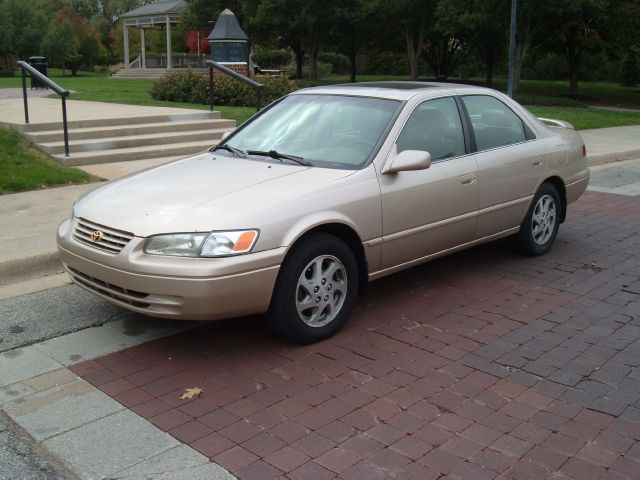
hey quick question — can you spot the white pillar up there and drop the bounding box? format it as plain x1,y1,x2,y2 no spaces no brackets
166,18,172,69
140,28,146,69
123,24,130,68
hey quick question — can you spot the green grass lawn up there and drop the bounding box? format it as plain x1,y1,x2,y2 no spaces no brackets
526,106,640,130
0,126,99,195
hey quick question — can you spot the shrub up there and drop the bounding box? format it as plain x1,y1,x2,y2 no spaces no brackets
620,51,639,87
286,61,333,79
318,52,349,74
252,49,292,68
363,52,408,76
214,74,298,106
0,69,15,77
150,69,209,104
522,53,567,81
150,69,298,107
108,63,124,75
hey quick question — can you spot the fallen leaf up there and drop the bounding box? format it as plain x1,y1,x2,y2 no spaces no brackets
179,387,203,400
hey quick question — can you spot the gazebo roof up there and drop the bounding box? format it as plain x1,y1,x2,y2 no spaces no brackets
122,0,187,19
207,9,249,41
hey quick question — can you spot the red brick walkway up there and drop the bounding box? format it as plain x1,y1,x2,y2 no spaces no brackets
71,191,640,479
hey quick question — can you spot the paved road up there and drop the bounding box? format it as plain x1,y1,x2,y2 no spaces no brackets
0,417,69,480
0,284,126,354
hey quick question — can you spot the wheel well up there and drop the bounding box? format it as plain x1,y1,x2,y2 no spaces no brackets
297,223,369,295
543,176,567,223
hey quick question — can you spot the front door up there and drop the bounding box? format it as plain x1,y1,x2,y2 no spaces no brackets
378,96,479,270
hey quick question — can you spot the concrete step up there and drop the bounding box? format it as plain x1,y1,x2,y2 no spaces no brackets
14,111,220,133
39,128,228,155
53,140,218,166
24,118,235,143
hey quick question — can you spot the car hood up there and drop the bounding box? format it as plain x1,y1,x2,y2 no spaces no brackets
74,152,356,237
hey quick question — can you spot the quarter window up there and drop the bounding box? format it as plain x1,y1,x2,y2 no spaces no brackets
462,95,527,151
396,97,466,161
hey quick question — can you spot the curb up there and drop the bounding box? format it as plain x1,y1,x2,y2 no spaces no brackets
586,148,640,167
0,251,63,286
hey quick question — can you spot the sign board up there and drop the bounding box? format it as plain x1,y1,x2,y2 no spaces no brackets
212,42,245,63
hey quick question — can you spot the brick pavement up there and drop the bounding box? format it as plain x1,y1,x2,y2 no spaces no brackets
71,191,640,479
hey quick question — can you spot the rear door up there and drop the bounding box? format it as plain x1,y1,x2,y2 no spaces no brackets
461,95,547,238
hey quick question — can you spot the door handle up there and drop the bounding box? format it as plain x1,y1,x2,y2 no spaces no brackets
532,157,544,167
461,173,476,185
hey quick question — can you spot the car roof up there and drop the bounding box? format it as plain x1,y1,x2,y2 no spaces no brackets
293,81,498,101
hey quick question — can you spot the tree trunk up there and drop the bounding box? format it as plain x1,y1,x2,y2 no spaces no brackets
513,39,528,92
404,26,423,81
309,44,319,80
294,48,303,79
565,28,581,95
349,50,357,83
569,66,579,95
485,62,493,88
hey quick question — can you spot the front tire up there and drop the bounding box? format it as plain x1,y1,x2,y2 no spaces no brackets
513,183,561,256
267,233,359,344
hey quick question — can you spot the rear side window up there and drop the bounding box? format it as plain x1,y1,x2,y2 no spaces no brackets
396,97,465,161
463,95,527,151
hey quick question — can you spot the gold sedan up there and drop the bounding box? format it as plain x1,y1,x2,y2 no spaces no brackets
57,82,590,343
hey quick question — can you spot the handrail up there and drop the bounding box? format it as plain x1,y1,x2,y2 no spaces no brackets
205,60,265,113
17,60,71,157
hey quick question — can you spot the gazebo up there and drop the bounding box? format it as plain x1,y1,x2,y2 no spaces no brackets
121,0,187,70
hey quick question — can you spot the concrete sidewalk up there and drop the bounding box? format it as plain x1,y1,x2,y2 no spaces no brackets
1,124,639,288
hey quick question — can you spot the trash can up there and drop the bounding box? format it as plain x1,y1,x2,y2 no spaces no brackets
28,56,47,89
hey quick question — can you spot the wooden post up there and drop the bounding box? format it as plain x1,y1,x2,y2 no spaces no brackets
166,18,172,69
124,23,130,68
140,28,146,69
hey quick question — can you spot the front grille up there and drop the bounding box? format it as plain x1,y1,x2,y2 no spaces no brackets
68,267,150,308
73,218,134,254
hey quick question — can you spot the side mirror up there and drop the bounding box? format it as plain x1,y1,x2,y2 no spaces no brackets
221,131,232,140
383,150,431,174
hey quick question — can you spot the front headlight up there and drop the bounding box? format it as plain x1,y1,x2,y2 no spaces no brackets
144,230,258,257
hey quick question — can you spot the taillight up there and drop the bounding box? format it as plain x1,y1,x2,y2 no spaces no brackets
582,145,587,157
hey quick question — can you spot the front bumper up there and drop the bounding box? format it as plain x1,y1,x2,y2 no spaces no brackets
57,218,286,320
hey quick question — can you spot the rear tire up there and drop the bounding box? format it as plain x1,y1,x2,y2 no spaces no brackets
513,183,561,256
267,233,359,344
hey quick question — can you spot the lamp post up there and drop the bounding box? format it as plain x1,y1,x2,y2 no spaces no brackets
507,0,518,98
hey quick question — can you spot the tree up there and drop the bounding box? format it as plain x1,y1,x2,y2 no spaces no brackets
44,6,107,75
251,0,311,79
436,0,507,87
4,0,48,59
364,0,430,80
330,0,377,82
182,0,242,30
42,19,80,75
545,0,608,94
0,0,16,66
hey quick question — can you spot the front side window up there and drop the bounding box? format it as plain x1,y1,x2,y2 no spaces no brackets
226,94,401,169
396,97,466,161
462,95,527,151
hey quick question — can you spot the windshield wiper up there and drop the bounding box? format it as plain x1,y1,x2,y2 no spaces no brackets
246,149,312,167
212,144,247,158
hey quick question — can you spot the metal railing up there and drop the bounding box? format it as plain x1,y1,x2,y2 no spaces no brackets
206,60,265,113
18,61,70,157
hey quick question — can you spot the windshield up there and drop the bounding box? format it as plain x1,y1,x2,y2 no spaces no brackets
224,94,401,169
